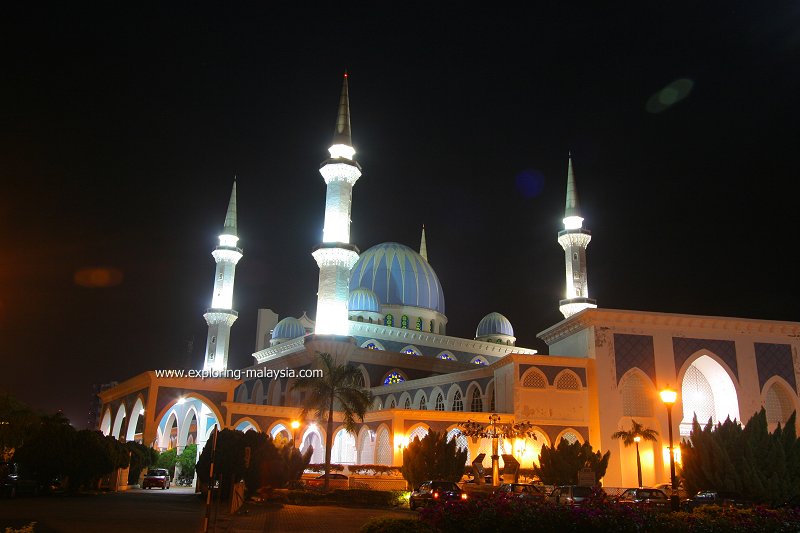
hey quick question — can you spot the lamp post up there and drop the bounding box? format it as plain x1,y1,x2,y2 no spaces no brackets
634,436,642,487
489,413,501,487
291,420,300,448
660,388,679,511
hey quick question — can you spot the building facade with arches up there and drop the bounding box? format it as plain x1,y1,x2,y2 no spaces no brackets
96,74,800,489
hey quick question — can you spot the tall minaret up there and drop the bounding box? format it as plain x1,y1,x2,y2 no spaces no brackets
312,73,361,335
558,155,597,318
203,180,242,371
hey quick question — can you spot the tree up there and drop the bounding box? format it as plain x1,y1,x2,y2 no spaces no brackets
533,439,610,485
680,408,800,505
401,430,468,490
292,352,373,491
126,441,158,484
611,419,658,487
156,448,178,476
177,444,198,480
0,394,38,461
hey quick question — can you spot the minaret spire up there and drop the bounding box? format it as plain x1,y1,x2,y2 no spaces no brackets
557,154,596,319
223,178,238,237
332,71,352,147
202,178,243,371
312,74,362,335
419,225,428,262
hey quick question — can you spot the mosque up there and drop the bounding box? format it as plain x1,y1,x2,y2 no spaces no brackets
97,74,800,489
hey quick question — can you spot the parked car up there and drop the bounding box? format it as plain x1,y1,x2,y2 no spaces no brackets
305,472,349,489
614,487,669,511
654,482,689,499
409,480,467,510
681,490,752,512
1,462,41,497
548,485,596,506
142,468,171,489
495,483,546,502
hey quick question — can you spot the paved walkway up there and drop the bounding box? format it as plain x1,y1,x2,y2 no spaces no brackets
212,502,417,533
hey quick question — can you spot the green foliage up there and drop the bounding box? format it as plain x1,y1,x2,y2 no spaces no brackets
177,443,197,478
196,428,312,498
611,419,659,445
14,412,75,486
533,439,610,485
401,430,468,490
156,448,177,475
680,408,800,506
126,441,158,484
292,351,373,491
0,394,38,460
348,464,403,476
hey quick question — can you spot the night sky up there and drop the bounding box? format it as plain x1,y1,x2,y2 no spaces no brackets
2,4,798,428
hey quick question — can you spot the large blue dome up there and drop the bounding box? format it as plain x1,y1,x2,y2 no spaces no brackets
476,312,514,337
349,242,445,315
272,317,306,340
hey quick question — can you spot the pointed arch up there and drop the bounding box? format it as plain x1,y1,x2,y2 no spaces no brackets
111,403,127,439
177,405,199,450
384,394,397,410
99,407,112,435
400,345,422,356
554,369,582,391
413,390,428,410
762,377,799,429
375,425,392,465
521,367,548,389
430,386,446,411
357,427,375,464
234,417,261,432
301,426,324,463
267,378,282,406
125,395,146,442
159,410,178,450
398,392,413,409
556,429,582,445
251,380,265,405
619,368,656,417
465,381,484,413
372,397,383,411
407,423,429,445
235,384,249,403
361,339,385,351
332,427,357,464
678,353,741,437
382,369,407,385
354,364,370,389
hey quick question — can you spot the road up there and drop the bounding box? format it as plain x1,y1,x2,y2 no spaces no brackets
0,487,204,533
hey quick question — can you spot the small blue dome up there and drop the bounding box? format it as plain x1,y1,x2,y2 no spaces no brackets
348,288,381,313
272,317,306,340
476,312,514,338
350,242,445,315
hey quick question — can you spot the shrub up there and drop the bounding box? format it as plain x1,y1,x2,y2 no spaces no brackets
401,431,468,490
359,517,434,533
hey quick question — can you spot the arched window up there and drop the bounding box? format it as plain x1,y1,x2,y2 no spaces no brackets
555,371,581,390
404,397,411,409
430,319,435,332
402,346,421,356
621,372,653,417
453,390,463,412
352,370,365,388
435,393,445,411
438,352,455,361
389,398,396,409
383,372,405,385
366,343,378,350
522,368,547,389
401,315,409,329
384,314,394,327
765,382,795,427
471,389,483,412
408,425,429,445
560,431,579,445
418,394,427,410
472,357,488,366
415,317,423,331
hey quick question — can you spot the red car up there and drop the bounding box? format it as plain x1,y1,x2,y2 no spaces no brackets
142,468,171,489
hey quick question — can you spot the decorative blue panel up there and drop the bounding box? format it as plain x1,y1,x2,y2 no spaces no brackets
614,334,656,385
755,343,796,391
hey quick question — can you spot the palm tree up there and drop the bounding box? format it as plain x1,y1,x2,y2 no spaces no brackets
291,352,373,491
611,419,659,487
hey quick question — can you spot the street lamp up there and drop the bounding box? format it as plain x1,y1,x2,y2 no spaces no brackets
633,436,642,487
489,413,501,487
660,388,679,511
291,420,300,448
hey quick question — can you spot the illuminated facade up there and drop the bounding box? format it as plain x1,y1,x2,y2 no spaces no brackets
97,75,800,489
